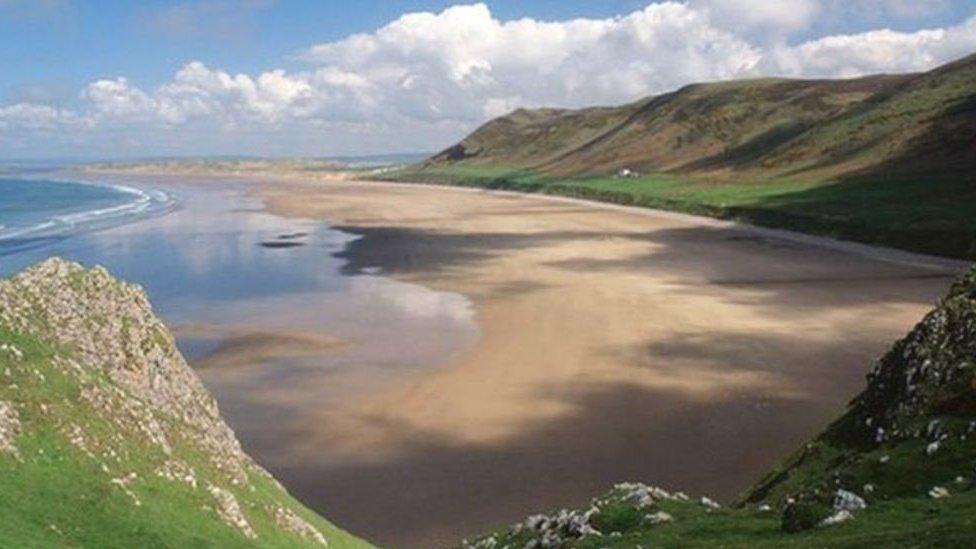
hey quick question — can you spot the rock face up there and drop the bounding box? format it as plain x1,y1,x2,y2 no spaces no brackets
0,400,20,457
0,258,359,547
735,264,976,533
0,258,250,482
833,267,976,448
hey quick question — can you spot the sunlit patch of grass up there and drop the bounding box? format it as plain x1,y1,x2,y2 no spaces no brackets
0,327,371,548
386,165,976,258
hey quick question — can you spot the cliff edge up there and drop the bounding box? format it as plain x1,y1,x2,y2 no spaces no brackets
0,258,371,548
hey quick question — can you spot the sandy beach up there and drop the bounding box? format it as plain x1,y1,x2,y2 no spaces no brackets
208,176,962,547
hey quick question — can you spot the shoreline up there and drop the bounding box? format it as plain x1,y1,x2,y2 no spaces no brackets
249,175,964,547
345,178,971,273
77,168,972,547
84,166,970,272
0,174,177,255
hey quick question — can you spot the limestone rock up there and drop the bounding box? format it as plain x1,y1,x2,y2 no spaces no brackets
273,506,329,546
208,484,256,539
0,258,252,483
0,400,21,457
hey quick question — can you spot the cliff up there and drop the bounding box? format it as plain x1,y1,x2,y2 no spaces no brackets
0,258,371,548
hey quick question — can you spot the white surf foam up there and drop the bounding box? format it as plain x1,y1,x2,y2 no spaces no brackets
0,178,176,245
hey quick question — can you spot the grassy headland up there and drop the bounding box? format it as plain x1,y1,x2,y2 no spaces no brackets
0,259,371,548
387,52,976,260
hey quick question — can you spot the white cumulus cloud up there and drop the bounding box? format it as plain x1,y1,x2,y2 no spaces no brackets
0,102,79,131
767,14,976,77
690,0,822,34
301,2,763,120
2,1,976,157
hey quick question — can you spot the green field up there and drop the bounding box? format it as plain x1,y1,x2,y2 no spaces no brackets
387,165,976,259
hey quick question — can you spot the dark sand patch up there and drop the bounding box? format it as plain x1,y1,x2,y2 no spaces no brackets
175,325,346,369
277,231,309,240
260,240,306,249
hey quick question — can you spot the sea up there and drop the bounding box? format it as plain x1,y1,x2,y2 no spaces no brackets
0,176,174,258
0,166,478,467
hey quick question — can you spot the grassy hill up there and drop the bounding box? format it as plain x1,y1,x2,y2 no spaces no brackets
430,75,906,178
389,52,976,259
427,53,975,180
461,264,976,548
0,259,372,548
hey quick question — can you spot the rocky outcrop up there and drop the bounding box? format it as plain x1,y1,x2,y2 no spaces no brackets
0,399,20,457
0,258,352,547
273,505,330,546
0,258,252,483
744,265,976,510
830,268,976,449
208,483,257,539
462,482,717,548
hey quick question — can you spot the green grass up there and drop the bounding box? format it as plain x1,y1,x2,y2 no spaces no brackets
576,491,976,548
384,165,976,259
469,462,976,548
0,327,371,548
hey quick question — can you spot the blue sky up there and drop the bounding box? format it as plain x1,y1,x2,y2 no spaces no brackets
2,1,975,159
2,1,654,106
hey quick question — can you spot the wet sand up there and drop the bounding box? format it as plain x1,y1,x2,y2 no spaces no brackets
208,175,974,547
3,171,482,547
172,326,346,369
241,178,970,547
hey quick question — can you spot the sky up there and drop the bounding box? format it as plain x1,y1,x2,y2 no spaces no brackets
1,0,975,160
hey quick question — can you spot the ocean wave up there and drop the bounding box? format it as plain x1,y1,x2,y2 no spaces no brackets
0,178,176,251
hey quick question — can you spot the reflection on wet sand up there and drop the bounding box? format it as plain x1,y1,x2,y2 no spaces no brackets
173,325,346,369
0,174,482,549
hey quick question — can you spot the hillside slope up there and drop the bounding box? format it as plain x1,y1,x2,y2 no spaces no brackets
758,52,976,179
461,264,976,547
429,53,976,180
0,258,371,548
390,52,976,259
